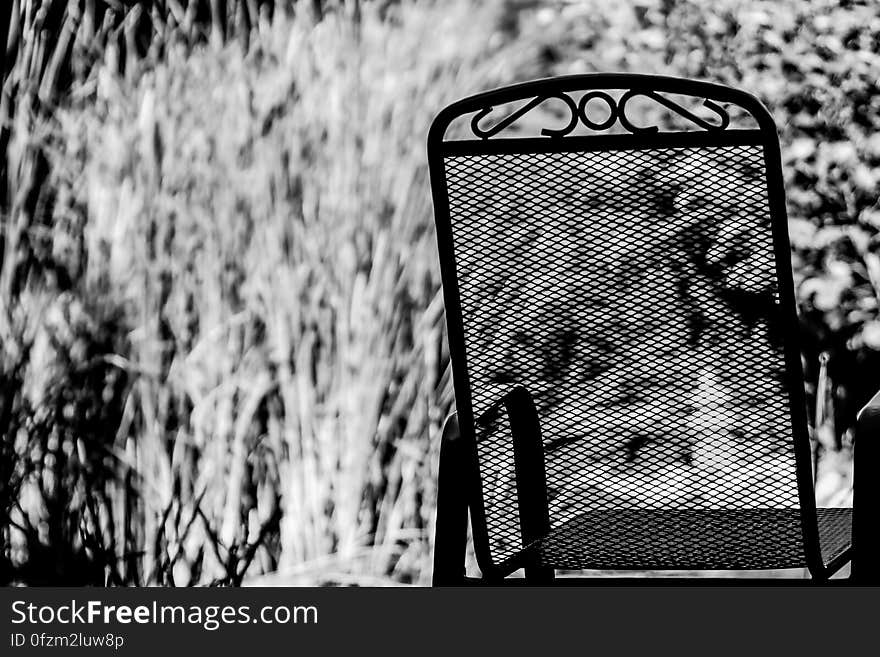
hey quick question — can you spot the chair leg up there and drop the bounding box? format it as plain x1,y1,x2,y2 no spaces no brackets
851,390,880,583
524,565,555,584
432,414,469,586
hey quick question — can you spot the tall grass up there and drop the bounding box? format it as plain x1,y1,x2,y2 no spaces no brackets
1,0,862,585
1,0,537,585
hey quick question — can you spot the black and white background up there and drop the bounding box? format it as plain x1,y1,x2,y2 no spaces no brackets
1,0,878,586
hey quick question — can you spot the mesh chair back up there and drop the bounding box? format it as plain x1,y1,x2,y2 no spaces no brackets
428,75,820,574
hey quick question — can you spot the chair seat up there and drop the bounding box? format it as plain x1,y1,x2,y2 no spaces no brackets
506,508,852,573
816,507,854,569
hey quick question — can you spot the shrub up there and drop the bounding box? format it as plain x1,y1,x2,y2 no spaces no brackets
514,0,880,444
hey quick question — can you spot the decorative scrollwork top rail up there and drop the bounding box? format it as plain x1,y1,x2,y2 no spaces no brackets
470,89,731,139
471,93,580,139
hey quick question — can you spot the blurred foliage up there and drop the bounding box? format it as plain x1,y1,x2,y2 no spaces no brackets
508,0,880,443
0,0,875,584
1,0,528,585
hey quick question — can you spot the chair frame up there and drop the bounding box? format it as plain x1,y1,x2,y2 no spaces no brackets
427,73,878,585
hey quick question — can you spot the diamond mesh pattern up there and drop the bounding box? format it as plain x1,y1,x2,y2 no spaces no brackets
816,507,853,568
443,144,810,570
527,509,805,570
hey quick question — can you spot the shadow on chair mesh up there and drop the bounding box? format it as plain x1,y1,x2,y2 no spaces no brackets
428,74,875,583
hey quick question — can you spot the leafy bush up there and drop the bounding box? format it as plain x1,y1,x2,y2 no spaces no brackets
513,0,880,443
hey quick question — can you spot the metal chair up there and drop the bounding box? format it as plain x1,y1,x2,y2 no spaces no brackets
427,73,879,584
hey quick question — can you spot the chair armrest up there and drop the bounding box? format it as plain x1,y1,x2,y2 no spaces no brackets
435,384,553,582
473,383,540,427
856,387,880,432
852,385,880,582
473,384,551,549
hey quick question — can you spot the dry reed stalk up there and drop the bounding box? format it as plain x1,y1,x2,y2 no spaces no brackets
2,0,530,585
